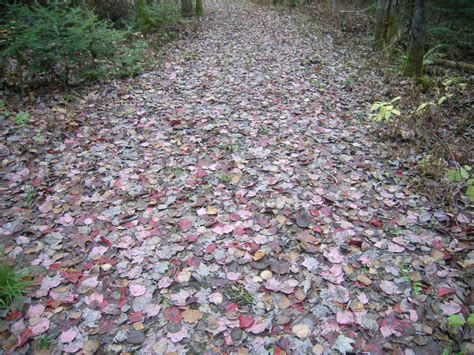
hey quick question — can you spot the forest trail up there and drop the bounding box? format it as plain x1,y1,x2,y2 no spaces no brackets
0,1,467,354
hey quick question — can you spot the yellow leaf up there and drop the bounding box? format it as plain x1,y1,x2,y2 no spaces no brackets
252,250,265,261
207,206,218,215
231,174,241,184
276,215,286,224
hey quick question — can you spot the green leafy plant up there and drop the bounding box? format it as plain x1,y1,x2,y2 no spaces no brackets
468,313,474,327
0,100,11,117
446,165,474,203
219,173,232,184
447,314,465,333
417,77,467,115
33,134,45,144
370,97,401,123
13,112,29,125
411,281,423,296
0,263,33,309
60,93,76,102
343,75,356,90
23,184,35,207
418,154,445,178
224,283,253,306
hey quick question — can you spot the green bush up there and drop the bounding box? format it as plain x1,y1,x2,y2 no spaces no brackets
130,3,181,36
0,4,149,88
147,3,181,32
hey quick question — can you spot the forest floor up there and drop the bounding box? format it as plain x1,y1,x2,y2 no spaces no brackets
0,0,472,354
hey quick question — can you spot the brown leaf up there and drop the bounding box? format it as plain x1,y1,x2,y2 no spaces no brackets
296,231,320,253
182,309,202,323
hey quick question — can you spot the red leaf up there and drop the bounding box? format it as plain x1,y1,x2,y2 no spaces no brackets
165,306,183,324
186,256,201,267
48,263,62,270
206,244,216,253
226,303,239,313
195,167,206,178
61,270,83,284
370,219,383,228
187,235,198,243
99,237,112,247
6,309,22,321
233,226,247,236
178,219,192,232
437,287,455,298
12,328,33,351
129,312,145,323
239,315,255,329
98,318,115,334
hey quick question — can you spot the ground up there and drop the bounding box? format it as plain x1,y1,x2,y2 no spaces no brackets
0,1,472,354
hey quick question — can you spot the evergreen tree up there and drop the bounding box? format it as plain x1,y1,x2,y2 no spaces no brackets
427,0,474,57
181,0,193,17
196,0,203,16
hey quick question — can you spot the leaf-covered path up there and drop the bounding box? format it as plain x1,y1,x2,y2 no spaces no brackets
1,1,471,354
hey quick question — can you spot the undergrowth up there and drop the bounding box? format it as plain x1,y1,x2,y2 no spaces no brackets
0,262,33,309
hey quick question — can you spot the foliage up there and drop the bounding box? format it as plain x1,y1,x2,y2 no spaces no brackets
468,313,474,328
447,314,465,331
416,77,465,115
370,97,401,123
224,283,253,306
147,3,181,31
136,0,156,33
427,0,474,57
0,99,11,117
446,165,474,203
13,111,29,125
37,335,54,349
0,263,32,309
0,4,149,88
418,154,445,178
88,0,133,22
196,0,204,16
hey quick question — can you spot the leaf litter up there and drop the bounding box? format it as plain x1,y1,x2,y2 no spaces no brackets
0,0,472,353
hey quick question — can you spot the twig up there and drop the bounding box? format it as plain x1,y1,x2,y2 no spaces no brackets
320,166,338,184
339,5,373,13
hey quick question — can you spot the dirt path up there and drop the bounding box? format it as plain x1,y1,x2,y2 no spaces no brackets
0,1,469,354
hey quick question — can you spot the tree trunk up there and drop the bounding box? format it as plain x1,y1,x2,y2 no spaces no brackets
432,59,474,73
404,0,425,77
181,0,193,17
196,0,203,16
374,0,402,52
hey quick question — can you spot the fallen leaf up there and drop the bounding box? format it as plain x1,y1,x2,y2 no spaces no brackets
59,327,79,343
292,323,310,338
182,309,202,323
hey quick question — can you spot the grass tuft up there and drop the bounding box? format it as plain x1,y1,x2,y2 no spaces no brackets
0,263,33,309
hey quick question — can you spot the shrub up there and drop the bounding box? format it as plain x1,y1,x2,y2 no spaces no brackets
129,3,181,36
147,3,181,32
0,4,149,88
